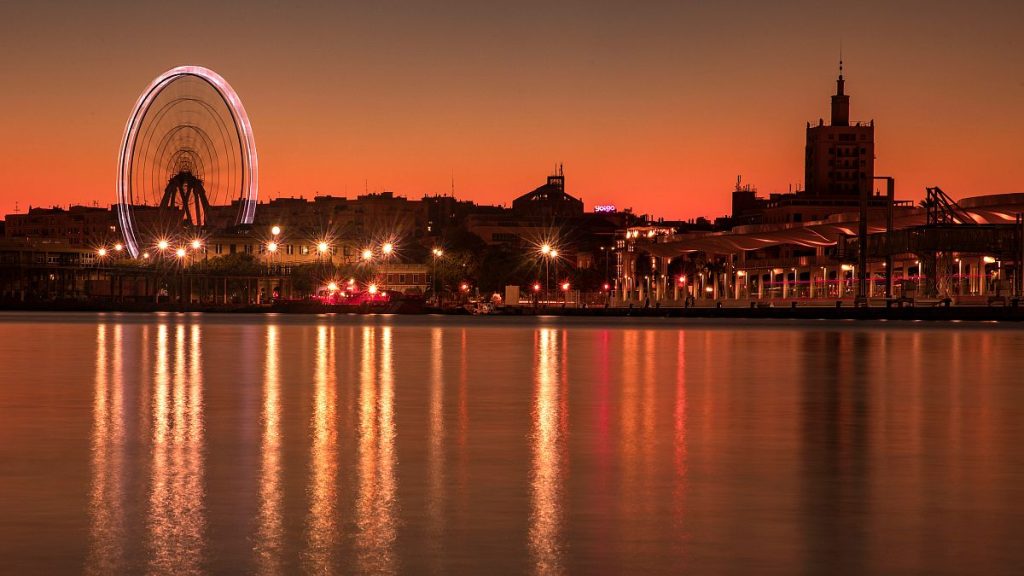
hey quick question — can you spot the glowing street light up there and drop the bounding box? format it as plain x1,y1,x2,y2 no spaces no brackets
271,225,281,237
317,241,329,254
157,239,169,251
429,247,444,306
361,248,373,261
550,249,558,258
267,241,278,253
382,242,394,255
368,283,379,295
113,243,123,252
190,239,202,250
561,282,570,291
460,283,470,292
142,253,150,260
540,244,551,255
533,283,541,292
97,248,108,257
327,281,339,292
175,248,187,258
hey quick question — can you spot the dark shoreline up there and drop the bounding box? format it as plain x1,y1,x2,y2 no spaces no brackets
1,299,1023,322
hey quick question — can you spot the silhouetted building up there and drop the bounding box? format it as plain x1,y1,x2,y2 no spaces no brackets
804,62,874,197
511,167,584,220
4,205,118,246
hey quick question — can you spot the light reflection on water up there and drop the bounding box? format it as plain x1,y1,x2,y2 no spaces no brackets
2,315,1024,574
530,328,565,575
255,324,282,575
303,325,338,572
86,324,124,575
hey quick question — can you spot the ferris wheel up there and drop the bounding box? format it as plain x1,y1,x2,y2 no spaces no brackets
116,66,258,258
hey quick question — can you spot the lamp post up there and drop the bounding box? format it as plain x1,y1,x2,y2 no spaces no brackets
431,247,443,307
189,238,203,268
549,249,559,306
175,247,187,304
269,225,282,277
380,242,394,291
540,243,552,306
266,241,278,274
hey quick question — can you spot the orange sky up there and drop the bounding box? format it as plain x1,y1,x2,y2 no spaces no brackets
1,1,1022,221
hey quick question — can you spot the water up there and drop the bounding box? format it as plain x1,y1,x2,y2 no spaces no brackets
1,313,1023,575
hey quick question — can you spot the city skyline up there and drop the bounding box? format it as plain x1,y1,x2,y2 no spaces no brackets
2,1,1022,221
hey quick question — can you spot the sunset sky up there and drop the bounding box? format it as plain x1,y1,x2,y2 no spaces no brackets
1,0,1022,220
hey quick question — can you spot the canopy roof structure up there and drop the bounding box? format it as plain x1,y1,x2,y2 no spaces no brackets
642,193,1024,258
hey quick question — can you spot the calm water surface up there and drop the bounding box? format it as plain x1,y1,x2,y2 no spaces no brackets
1,313,1023,575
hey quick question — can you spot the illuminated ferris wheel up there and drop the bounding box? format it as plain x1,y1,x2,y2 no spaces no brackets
116,66,258,258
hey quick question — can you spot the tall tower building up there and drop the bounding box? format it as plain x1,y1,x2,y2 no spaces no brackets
804,61,874,197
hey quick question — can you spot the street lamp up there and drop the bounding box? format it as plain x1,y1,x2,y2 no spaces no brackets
267,241,278,253
317,241,329,254
361,248,373,261
157,239,169,252
113,243,123,253
539,244,558,306
190,239,202,250
431,247,444,306
97,248,107,258
382,242,394,256
271,225,281,237
175,248,187,259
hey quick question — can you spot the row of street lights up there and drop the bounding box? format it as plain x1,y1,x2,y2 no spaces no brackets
95,237,204,263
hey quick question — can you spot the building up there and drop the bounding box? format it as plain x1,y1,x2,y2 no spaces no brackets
725,64,884,227
511,166,583,220
805,61,874,198
4,205,119,246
